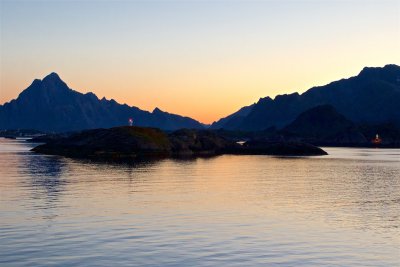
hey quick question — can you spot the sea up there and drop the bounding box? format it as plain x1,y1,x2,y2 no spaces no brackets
0,138,399,266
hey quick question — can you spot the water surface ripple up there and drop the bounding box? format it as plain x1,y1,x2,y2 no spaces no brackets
0,139,399,266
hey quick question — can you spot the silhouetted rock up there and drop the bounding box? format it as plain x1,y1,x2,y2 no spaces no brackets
32,126,327,160
32,127,172,160
0,73,204,132
27,133,71,143
169,129,235,156
238,140,327,156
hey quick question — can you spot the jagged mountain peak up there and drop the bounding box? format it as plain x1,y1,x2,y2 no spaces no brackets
16,72,72,102
358,64,400,82
153,107,164,114
43,72,61,81
41,72,69,89
214,64,400,131
0,74,205,132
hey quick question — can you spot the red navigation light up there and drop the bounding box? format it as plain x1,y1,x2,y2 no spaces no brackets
372,134,382,145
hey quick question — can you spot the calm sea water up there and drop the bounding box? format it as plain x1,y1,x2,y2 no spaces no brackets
0,138,399,266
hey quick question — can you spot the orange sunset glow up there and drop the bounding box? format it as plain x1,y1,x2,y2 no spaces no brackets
1,1,399,123
1,1,400,266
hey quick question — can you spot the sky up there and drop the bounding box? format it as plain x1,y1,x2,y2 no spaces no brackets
0,0,399,124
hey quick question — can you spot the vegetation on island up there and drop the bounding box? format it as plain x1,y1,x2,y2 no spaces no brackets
32,126,327,161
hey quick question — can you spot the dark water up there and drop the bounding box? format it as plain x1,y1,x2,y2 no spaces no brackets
0,138,399,266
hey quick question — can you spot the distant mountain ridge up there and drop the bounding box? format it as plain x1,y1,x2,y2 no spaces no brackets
282,105,356,138
2,64,399,133
0,73,204,132
210,104,255,129
279,104,400,146
214,64,400,131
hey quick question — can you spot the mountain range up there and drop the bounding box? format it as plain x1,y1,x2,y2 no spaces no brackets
0,73,204,132
1,64,399,133
211,64,400,131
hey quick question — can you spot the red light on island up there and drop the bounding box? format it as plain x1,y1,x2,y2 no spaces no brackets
372,134,382,145
128,118,133,126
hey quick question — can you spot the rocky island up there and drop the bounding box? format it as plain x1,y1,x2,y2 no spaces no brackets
31,126,327,161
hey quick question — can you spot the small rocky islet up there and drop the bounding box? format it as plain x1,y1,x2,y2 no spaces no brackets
31,126,327,161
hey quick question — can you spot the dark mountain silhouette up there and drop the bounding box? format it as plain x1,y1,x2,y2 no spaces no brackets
281,105,368,145
214,64,400,131
0,73,204,132
283,105,356,137
210,104,255,130
269,104,399,147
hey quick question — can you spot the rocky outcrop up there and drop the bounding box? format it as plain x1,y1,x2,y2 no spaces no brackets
237,140,328,156
32,127,171,160
32,126,327,161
